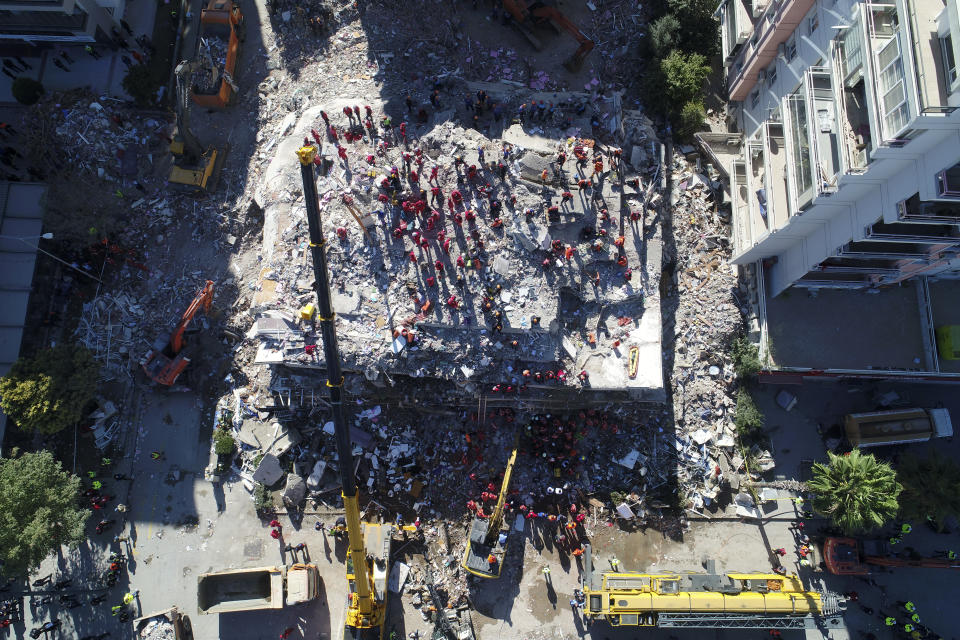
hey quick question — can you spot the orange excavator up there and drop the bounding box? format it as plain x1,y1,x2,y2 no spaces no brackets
142,280,215,386
824,537,960,575
501,0,594,71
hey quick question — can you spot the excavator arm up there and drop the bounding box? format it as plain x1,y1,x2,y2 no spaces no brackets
169,280,215,353
501,0,594,71
174,61,206,162
485,447,519,540
529,5,594,70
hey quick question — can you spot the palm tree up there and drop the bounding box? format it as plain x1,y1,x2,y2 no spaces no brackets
897,451,960,530
808,450,902,534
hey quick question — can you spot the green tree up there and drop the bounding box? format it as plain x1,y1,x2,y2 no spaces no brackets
649,15,681,59
734,388,764,435
0,451,90,576
897,451,960,530
0,345,100,434
667,0,720,57
122,63,164,108
661,49,711,108
11,77,44,106
809,450,902,533
677,99,706,139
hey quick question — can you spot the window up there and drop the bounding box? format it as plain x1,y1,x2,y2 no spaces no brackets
876,35,909,138
787,88,814,201
839,21,863,85
751,90,760,107
941,34,957,84
808,12,819,34
786,38,797,62
936,161,960,198
769,63,778,86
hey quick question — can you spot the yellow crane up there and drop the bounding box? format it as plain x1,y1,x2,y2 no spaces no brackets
580,545,844,630
297,145,392,639
461,443,518,578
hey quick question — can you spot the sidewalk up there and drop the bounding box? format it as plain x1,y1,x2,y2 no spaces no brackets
0,2,159,104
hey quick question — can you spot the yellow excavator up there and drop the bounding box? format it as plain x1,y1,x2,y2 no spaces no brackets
297,145,392,639
169,60,225,192
461,443,518,579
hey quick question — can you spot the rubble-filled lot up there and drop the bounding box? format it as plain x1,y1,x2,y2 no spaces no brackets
8,0,777,638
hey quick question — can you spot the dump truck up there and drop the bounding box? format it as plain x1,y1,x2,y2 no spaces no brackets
191,0,244,108
196,564,320,614
843,408,952,448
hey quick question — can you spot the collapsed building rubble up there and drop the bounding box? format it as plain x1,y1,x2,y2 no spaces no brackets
661,150,751,512
234,97,666,403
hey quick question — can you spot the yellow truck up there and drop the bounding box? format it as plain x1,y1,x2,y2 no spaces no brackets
197,564,320,614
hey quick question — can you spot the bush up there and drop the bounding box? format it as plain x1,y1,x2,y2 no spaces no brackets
649,15,681,59
0,345,100,434
122,63,164,108
731,337,762,379
610,490,626,506
734,388,764,434
11,77,44,105
213,429,235,456
677,99,706,139
254,482,273,512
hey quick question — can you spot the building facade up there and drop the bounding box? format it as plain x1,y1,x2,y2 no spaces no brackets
0,0,125,44
714,0,960,296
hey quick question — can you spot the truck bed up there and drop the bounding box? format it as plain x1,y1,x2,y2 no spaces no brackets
197,566,284,613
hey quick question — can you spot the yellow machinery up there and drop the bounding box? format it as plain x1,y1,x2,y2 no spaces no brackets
581,546,844,630
169,61,225,192
297,145,392,639
461,444,518,578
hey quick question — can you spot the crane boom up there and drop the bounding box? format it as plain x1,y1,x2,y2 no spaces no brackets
297,145,389,639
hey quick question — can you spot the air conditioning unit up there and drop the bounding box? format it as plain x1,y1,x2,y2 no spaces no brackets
757,69,767,82
777,43,786,59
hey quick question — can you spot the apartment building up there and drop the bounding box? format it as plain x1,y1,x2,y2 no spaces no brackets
712,0,960,296
0,0,125,44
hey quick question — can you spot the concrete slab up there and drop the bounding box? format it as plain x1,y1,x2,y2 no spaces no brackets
766,282,926,371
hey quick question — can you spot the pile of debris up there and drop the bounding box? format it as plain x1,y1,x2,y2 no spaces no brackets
662,150,747,512
23,91,169,185
229,92,666,400
194,36,229,93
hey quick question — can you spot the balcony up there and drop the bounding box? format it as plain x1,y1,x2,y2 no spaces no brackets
832,37,873,173
861,0,956,145
721,0,756,65
898,193,960,222
727,0,817,101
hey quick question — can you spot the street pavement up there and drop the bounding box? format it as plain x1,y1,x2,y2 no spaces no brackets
17,379,960,639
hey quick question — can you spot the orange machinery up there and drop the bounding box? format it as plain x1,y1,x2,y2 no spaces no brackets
502,0,594,71
191,0,244,108
142,280,215,386
824,537,960,575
